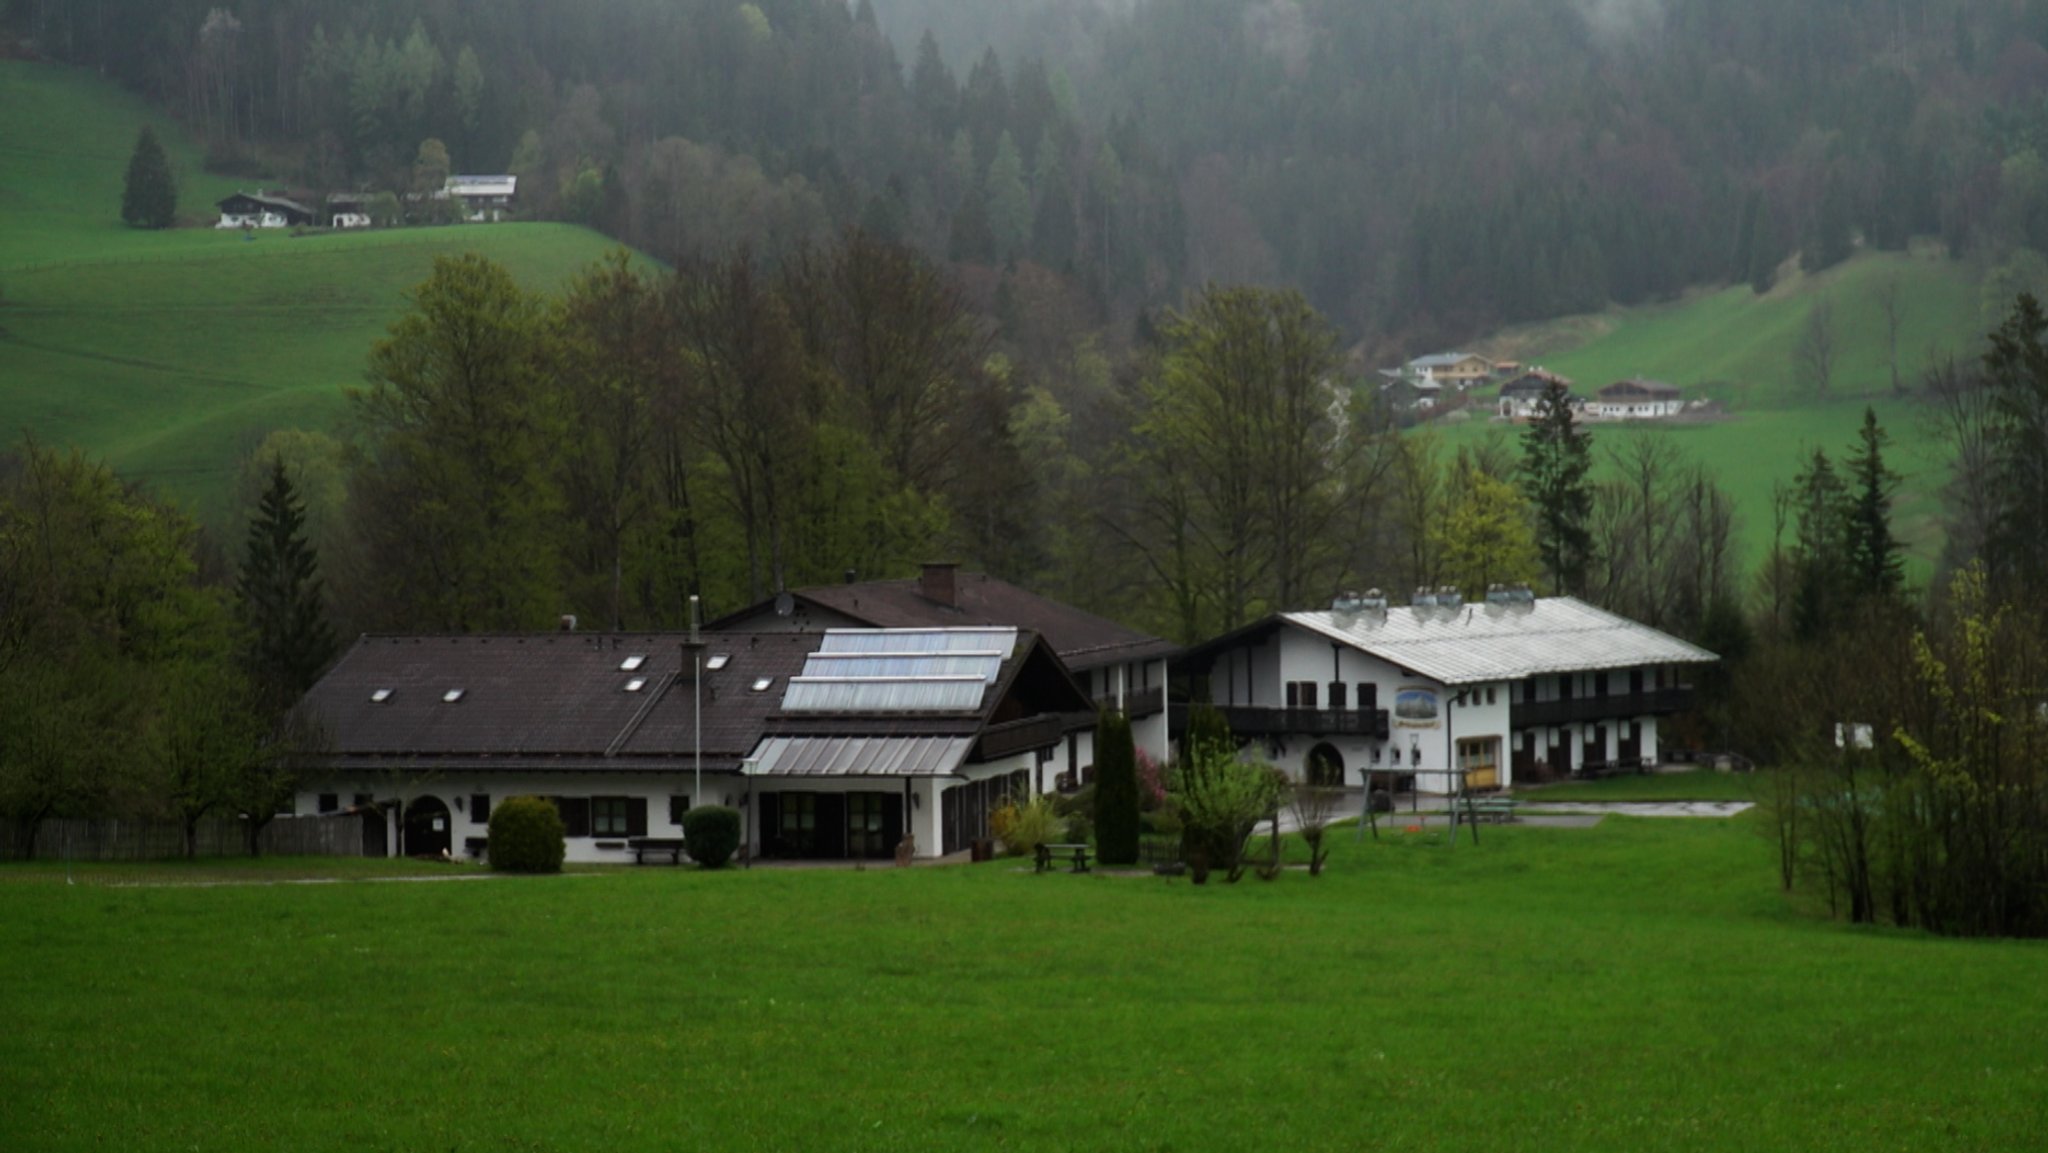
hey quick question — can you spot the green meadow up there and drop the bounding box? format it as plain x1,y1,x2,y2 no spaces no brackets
1435,251,1982,579
0,60,629,524
3,816,2043,1151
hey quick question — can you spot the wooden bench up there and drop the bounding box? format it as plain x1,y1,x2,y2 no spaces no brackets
1467,797,1518,824
626,837,687,865
1035,842,1092,874
463,836,489,859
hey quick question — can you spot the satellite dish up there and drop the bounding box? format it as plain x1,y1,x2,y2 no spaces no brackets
774,591,795,617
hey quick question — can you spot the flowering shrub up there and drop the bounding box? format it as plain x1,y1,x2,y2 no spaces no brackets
991,792,1062,857
1135,748,1169,809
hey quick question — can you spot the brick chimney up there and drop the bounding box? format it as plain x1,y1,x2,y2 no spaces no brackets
919,562,959,607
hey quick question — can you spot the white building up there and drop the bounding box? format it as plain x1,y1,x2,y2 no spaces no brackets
709,563,1176,790
1175,588,1717,794
445,174,517,221
1591,378,1685,419
292,626,1093,864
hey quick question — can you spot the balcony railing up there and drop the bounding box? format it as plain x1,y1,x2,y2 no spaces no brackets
1512,688,1695,728
976,715,1067,762
1092,684,1166,717
1212,706,1391,740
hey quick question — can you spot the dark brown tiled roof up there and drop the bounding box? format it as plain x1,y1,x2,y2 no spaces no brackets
718,571,1178,670
302,632,821,766
300,628,1097,775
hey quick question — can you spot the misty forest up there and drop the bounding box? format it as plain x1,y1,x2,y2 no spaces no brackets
6,0,2048,934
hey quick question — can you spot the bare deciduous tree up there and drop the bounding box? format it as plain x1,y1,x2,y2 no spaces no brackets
1795,295,1838,396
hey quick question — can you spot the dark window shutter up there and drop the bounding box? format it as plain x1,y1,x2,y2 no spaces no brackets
1328,682,1347,710
560,797,591,837
1286,682,1300,708
628,797,648,837
668,796,690,825
471,794,491,823
318,793,338,813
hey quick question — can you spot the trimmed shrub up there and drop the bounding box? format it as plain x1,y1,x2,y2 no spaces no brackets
682,805,742,869
992,792,1062,857
487,795,565,874
1094,710,1141,865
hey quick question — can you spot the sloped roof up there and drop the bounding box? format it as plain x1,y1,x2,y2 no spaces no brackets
446,175,517,196
219,191,314,215
716,573,1177,670
747,735,974,778
1410,351,1488,370
302,632,820,767
1279,597,1718,685
1599,377,1680,397
299,626,1092,776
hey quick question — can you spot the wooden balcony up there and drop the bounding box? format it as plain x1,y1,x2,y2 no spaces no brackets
1210,705,1391,741
1092,684,1166,717
975,715,1067,762
1512,688,1695,728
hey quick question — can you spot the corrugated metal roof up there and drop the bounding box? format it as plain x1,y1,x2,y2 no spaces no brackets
1283,597,1718,685
746,735,973,777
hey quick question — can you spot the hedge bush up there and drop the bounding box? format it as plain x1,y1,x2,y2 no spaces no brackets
487,795,565,873
991,793,1062,857
683,805,742,869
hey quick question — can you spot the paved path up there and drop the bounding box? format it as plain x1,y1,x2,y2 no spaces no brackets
1270,792,1752,836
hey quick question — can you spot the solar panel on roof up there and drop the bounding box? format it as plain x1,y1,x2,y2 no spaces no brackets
801,652,1004,683
819,629,1018,660
781,676,987,713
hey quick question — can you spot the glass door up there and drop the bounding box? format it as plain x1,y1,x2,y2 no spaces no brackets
847,793,887,859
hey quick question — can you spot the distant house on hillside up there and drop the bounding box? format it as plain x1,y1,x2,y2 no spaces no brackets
1496,369,1579,420
1376,369,1445,412
445,175,516,222
1403,351,1496,389
215,191,315,230
1592,378,1684,419
326,193,372,230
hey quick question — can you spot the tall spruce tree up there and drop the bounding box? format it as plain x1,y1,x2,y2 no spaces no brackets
238,457,338,700
1093,709,1140,866
1790,448,1851,641
1842,407,1903,601
121,125,178,229
1521,380,1594,595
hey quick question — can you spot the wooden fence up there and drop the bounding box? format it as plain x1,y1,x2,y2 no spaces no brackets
2,814,365,861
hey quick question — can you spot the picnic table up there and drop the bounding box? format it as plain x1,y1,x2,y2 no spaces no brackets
1035,842,1092,874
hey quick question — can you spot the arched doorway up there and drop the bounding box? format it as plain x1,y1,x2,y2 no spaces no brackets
403,795,452,858
1306,743,1346,788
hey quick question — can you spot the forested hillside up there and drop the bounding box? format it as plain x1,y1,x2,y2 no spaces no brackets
15,0,2048,348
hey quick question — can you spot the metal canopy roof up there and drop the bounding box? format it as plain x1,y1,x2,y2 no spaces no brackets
1283,596,1718,686
745,735,974,778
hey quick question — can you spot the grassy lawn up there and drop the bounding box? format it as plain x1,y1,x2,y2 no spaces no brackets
0,60,636,526
1509,769,1761,804
3,817,2042,1151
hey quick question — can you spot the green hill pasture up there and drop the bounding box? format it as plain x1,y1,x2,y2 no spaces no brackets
1437,251,1983,581
0,61,631,524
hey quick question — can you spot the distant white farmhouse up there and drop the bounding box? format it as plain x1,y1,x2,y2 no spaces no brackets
326,192,372,230
215,191,316,230
1496,369,1579,420
1592,377,1684,419
445,175,517,222
1175,588,1717,794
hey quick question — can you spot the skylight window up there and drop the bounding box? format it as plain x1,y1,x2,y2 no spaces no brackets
442,689,466,703
751,676,774,692
707,654,732,670
620,655,646,672
625,677,648,692
370,688,393,703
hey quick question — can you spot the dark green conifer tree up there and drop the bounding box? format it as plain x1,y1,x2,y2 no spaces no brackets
1093,710,1140,865
1521,380,1594,595
238,457,339,701
121,125,178,229
1842,407,1903,601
